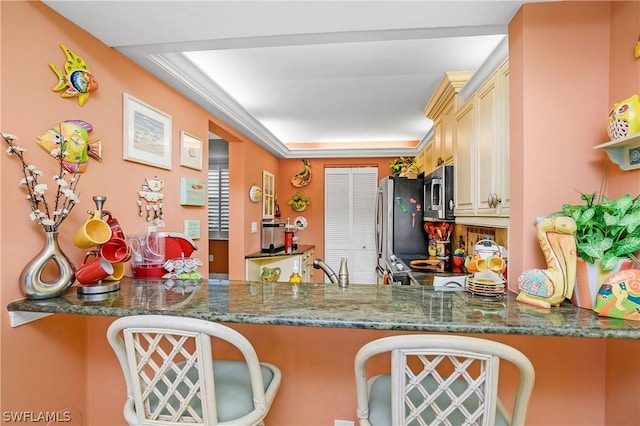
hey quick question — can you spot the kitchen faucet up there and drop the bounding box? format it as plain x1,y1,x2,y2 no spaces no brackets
313,258,349,288
313,258,338,283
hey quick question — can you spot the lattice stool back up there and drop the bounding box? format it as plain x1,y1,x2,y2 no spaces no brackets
355,335,534,426
107,315,281,426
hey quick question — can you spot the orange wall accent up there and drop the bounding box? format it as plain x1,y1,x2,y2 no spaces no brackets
277,158,394,281
0,2,209,421
508,1,613,296
603,2,640,425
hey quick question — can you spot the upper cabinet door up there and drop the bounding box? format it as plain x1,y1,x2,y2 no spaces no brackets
262,170,275,219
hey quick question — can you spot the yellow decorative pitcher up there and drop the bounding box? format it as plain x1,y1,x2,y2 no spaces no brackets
261,266,281,282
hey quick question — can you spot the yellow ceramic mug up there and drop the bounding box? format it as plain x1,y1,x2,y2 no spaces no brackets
73,210,112,249
104,261,125,281
487,256,506,274
466,255,488,273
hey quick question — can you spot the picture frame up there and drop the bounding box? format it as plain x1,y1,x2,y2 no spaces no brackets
179,131,203,170
123,93,172,170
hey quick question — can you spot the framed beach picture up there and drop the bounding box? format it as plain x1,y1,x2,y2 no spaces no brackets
179,131,203,170
123,93,172,170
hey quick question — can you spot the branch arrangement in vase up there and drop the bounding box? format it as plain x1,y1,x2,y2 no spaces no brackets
2,131,81,232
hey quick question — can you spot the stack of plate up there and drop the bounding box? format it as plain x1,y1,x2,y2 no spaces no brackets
466,277,506,297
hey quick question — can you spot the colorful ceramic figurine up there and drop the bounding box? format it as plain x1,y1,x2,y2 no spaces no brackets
516,216,578,309
593,269,640,321
291,159,311,187
49,44,98,106
37,120,102,173
607,94,640,140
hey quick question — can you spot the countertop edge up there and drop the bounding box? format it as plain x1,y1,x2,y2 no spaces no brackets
7,299,638,339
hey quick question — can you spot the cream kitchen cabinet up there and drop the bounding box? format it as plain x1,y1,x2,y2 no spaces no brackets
245,245,315,282
423,71,473,175
454,59,509,227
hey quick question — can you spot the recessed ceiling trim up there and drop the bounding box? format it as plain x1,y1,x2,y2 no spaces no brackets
117,24,508,55
122,49,425,159
145,52,289,156
286,146,421,159
459,37,508,101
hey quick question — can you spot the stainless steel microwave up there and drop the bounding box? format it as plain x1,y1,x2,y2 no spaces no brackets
424,165,454,221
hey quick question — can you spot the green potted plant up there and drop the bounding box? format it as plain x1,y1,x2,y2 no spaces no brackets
550,192,640,270
288,191,311,212
389,157,418,178
549,192,640,309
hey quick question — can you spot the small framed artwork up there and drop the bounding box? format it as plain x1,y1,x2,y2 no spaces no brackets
179,177,207,206
179,131,203,170
123,93,172,170
183,220,201,240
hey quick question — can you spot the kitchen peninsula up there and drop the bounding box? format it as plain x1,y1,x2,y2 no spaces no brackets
7,278,640,338
7,278,640,425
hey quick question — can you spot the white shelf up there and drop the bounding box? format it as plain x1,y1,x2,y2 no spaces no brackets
594,133,640,171
9,311,52,327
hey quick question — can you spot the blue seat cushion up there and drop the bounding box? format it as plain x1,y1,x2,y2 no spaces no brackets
147,360,274,422
367,374,509,426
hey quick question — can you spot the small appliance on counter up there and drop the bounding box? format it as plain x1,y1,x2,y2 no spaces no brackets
261,219,286,253
130,232,198,278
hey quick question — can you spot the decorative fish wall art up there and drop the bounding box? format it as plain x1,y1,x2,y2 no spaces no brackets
37,120,102,173
49,44,98,106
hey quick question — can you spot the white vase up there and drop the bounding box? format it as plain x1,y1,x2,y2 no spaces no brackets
572,258,637,310
20,231,76,299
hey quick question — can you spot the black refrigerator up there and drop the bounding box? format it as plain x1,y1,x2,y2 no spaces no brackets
376,176,429,274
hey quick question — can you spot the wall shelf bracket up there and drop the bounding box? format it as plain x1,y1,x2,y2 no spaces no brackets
594,133,640,171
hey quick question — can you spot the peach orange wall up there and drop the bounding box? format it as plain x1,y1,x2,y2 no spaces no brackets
277,157,394,282
0,1,209,421
603,2,640,425
508,1,612,293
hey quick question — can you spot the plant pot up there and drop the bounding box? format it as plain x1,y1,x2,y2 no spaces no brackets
572,258,638,310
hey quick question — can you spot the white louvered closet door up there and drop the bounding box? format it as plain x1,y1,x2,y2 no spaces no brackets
324,167,378,284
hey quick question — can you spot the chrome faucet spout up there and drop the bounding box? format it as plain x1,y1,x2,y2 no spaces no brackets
313,258,338,284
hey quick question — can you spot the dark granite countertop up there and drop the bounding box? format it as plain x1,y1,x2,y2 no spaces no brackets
244,245,315,259
7,277,640,339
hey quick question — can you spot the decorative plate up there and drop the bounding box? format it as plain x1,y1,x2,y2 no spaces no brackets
249,185,262,202
294,216,308,230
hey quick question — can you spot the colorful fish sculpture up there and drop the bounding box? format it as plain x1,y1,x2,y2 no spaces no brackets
37,120,102,173
49,44,98,106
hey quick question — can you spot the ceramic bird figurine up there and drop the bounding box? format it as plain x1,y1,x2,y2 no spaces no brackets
516,216,578,309
49,44,99,106
37,120,102,173
291,158,311,187
607,94,640,140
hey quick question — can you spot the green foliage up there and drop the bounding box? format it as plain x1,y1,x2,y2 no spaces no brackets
549,193,640,270
389,157,417,177
287,192,311,211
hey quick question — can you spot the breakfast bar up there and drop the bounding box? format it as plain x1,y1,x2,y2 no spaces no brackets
7,277,640,338
7,278,640,425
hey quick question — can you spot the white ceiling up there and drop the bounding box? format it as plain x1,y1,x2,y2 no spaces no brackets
42,1,539,158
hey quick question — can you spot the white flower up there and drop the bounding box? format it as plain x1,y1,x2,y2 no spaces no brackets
1,133,18,141
33,184,47,195
3,130,81,232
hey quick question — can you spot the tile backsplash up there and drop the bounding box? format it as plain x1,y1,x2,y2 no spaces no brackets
452,225,507,256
